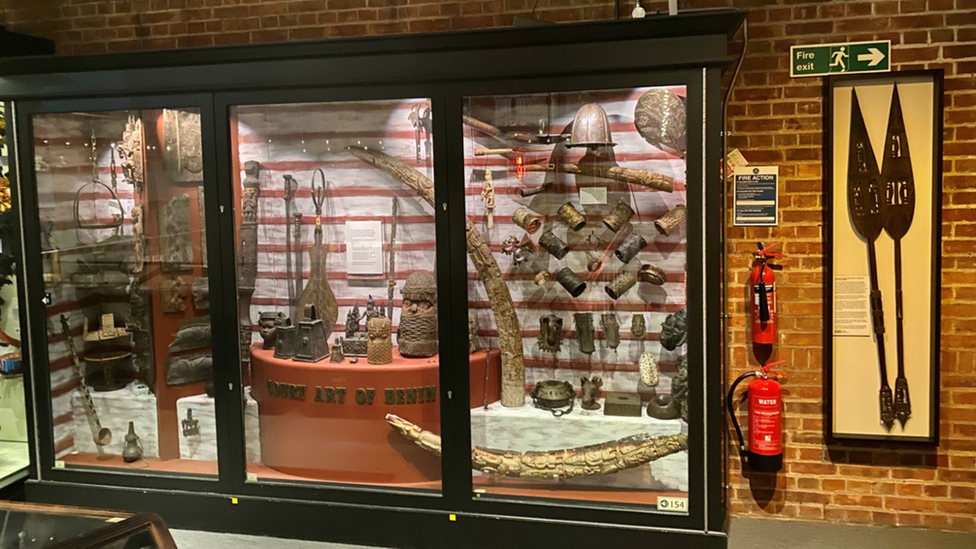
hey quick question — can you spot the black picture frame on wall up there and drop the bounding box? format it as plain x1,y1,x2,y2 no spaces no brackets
823,70,943,445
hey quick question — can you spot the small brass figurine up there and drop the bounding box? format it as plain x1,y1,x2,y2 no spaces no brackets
182,409,200,437
330,339,345,363
345,303,364,339
581,377,603,411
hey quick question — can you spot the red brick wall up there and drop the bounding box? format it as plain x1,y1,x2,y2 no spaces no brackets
3,0,976,532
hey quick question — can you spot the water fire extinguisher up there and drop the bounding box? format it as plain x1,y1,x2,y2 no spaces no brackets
727,361,786,472
751,242,784,359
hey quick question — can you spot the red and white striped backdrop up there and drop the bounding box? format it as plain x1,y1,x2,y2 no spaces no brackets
233,99,437,349
463,86,689,395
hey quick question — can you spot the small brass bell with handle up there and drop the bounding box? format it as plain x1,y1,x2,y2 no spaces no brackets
121,421,143,463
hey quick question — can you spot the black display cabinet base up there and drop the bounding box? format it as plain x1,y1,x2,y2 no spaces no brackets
27,481,728,549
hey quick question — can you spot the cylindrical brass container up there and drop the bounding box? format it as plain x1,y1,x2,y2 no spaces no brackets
614,233,647,264
556,267,586,297
605,271,637,300
601,313,620,350
574,313,595,354
638,264,667,285
539,230,569,259
631,313,646,340
557,203,587,231
602,202,635,233
534,271,551,285
655,204,687,236
512,207,542,234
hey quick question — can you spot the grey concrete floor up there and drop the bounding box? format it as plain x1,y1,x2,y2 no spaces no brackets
172,518,976,549
174,518,976,549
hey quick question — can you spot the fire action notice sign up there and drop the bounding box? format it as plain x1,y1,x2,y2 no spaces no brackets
734,166,778,227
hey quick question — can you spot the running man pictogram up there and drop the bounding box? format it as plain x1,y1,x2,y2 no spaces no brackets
830,46,848,71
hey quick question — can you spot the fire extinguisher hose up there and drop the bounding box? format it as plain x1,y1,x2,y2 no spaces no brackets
727,371,758,453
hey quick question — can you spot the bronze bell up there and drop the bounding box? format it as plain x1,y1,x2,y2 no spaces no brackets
273,319,297,359
121,421,143,463
295,304,330,363
567,103,616,149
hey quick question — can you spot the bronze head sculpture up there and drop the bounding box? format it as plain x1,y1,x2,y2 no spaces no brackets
398,271,438,358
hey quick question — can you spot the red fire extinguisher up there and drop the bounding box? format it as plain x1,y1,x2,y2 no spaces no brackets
750,242,784,362
727,361,786,472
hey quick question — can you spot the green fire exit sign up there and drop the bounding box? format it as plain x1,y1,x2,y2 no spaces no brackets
790,40,891,77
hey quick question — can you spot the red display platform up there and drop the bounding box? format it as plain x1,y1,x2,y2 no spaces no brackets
250,345,500,485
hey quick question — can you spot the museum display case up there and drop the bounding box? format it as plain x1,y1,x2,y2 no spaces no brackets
228,98,443,488
29,107,216,476
0,10,740,548
462,87,691,509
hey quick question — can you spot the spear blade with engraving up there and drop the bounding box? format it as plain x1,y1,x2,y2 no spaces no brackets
847,88,894,430
880,84,915,428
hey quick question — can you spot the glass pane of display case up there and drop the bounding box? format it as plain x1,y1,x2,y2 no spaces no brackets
463,87,689,510
32,108,216,476
230,98,441,490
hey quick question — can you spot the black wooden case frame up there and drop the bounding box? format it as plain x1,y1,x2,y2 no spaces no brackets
822,70,942,445
0,10,742,549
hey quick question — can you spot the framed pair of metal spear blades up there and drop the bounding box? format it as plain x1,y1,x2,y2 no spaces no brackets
825,71,942,444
